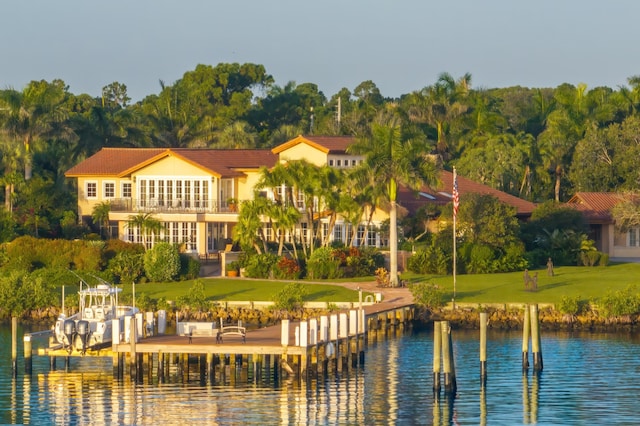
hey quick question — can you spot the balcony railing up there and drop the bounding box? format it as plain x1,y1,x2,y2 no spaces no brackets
109,198,238,214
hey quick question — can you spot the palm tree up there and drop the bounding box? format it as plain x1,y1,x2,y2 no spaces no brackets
92,201,112,238
0,80,73,180
348,114,440,286
126,213,162,249
405,72,471,159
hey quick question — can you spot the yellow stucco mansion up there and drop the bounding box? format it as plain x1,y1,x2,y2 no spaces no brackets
65,135,381,257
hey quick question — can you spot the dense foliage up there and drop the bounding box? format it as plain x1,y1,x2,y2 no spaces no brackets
143,242,180,282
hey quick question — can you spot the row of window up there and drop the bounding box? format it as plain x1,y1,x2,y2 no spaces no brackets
328,158,364,168
126,221,379,252
86,181,131,199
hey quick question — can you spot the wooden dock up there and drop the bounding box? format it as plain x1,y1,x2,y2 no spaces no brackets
25,287,416,383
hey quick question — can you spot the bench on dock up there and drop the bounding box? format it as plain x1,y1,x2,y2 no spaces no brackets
177,322,218,344
218,319,246,343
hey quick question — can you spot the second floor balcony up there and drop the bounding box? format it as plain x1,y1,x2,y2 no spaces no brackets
109,198,239,214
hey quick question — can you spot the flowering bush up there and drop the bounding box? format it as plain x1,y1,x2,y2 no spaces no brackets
273,257,302,280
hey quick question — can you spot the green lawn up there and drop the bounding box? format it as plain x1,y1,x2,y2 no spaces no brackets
405,262,640,304
130,279,361,303
116,262,640,306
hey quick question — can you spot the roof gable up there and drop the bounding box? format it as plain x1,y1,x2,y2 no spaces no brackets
65,148,278,179
272,135,355,155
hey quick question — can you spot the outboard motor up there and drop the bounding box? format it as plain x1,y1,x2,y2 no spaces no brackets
63,319,76,353
76,320,91,354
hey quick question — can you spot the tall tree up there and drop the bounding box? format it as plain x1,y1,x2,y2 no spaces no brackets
0,79,74,180
348,113,440,286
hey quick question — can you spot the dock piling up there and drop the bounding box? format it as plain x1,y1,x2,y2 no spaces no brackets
433,321,442,393
479,312,487,384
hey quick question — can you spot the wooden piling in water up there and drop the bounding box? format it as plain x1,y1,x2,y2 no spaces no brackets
441,321,457,395
522,305,530,371
23,334,32,375
479,312,487,383
11,317,17,378
530,304,543,372
433,321,442,392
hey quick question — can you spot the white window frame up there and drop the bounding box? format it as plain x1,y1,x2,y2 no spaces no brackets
121,181,132,198
86,181,97,199
104,181,116,199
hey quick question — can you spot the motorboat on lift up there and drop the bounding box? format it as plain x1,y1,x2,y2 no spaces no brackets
53,277,139,354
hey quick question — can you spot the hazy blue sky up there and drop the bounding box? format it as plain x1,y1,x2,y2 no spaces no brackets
2,0,639,102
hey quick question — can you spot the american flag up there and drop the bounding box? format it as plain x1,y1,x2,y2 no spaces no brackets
453,168,459,218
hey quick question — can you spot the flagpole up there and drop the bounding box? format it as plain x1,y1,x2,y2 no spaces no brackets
453,167,458,303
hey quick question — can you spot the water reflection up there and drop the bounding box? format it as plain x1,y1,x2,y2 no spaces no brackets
5,328,640,424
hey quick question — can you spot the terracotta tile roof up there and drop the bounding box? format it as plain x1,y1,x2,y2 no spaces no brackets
173,149,278,178
65,148,168,177
272,135,355,155
565,192,626,222
397,170,537,217
65,147,278,178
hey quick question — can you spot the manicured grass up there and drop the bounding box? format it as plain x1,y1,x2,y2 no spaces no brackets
130,278,362,303
114,262,640,306
404,262,640,304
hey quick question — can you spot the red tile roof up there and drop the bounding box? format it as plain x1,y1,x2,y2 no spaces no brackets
565,192,627,222
271,135,355,155
397,170,537,217
65,148,168,177
65,147,278,178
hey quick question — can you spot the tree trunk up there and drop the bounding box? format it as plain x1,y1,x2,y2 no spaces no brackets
4,184,11,211
389,200,398,287
554,165,562,202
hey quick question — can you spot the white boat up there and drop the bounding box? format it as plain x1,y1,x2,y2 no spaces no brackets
53,278,139,353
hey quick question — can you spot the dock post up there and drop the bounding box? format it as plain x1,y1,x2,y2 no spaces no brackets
441,321,457,396
49,336,57,371
433,321,442,393
11,317,17,378
129,316,137,380
530,304,543,372
281,319,290,346
23,334,32,375
522,305,530,372
479,312,487,384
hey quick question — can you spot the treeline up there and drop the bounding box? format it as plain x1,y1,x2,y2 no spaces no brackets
2,62,640,239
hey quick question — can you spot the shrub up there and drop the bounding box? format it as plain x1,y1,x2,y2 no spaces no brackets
375,267,390,287
177,280,209,311
244,253,278,278
409,282,446,310
108,251,144,284
598,285,640,318
557,295,586,315
306,247,343,280
143,242,180,282
179,254,201,280
578,250,607,267
345,246,385,277
273,256,302,280
272,282,307,311
494,242,529,272
407,246,449,275
466,244,495,274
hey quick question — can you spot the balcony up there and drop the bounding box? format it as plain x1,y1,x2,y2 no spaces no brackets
109,198,238,214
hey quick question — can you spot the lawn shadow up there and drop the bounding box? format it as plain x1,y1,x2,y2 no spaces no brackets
535,280,571,292
306,289,343,301
211,289,254,300
454,290,488,299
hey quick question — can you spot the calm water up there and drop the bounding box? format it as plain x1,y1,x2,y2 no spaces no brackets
2,323,640,425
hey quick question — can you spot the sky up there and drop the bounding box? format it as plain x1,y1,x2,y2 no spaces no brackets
2,0,640,103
